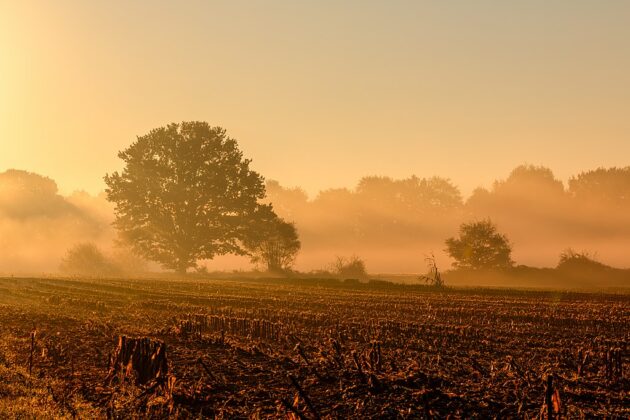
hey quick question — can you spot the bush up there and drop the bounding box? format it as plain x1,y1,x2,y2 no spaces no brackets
557,249,608,271
60,243,120,277
331,256,368,280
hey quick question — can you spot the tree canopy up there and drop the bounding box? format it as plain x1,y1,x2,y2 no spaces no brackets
104,121,274,273
568,167,630,207
494,165,565,197
0,169,80,219
244,218,301,272
445,220,513,270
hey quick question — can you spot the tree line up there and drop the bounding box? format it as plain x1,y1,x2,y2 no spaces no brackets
53,121,630,274
266,164,630,271
2,120,629,275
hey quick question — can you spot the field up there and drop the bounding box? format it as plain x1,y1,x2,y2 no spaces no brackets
0,277,627,418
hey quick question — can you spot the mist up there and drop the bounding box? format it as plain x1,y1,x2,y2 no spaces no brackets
0,170,114,274
1,165,629,275
265,165,630,273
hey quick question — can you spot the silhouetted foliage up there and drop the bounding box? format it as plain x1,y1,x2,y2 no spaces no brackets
60,243,119,276
445,220,513,270
494,165,565,198
466,165,567,218
405,176,463,212
0,170,109,273
265,180,309,221
0,170,83,219
356,175,462,214
244,218,301,273
331,256,368,280
6,162,630,274
104,121,274,274
557,248,609,271
568,167,630,207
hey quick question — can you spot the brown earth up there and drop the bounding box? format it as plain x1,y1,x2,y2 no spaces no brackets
0,277,627,418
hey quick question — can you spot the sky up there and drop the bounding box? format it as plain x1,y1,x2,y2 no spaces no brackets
1,1,629,198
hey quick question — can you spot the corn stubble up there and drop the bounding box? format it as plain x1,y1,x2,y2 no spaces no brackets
0,277,627,418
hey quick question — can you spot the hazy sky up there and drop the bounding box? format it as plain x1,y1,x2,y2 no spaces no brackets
1,1,629,197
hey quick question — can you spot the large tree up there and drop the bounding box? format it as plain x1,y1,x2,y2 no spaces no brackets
445,220,513,270
104,121,273,273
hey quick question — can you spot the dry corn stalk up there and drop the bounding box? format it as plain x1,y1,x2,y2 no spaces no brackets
107,336,168,385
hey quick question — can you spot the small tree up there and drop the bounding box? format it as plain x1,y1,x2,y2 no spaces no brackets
445,220,513,269
244,218,301,273
60,243,119,277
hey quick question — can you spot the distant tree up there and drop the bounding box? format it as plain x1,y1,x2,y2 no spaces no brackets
465,166,568,240
358,175,462,213
104,121,274,274
494,165,565,197
465,187,492,214
467,165,565,212
356,176,398,203
311,188,358,229
332,255,368,279
0,169,80,219
445,220,513,269
60,243,119,276
414,176,463,212
568,167,630,207
354,176,462,243
244,217,301,272
264,180,309,221
313,188,355,208
355,176,400,235
396,176,463,215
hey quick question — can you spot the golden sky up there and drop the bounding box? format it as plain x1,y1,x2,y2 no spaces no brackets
1,1,629,197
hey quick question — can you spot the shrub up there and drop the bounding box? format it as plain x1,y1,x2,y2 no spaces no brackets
60,243,120,277
331,256,368,280
557,249,608,271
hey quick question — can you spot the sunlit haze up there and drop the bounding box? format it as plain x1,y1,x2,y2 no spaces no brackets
1,1,630,276
2,1,630,197
0,4,629,417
